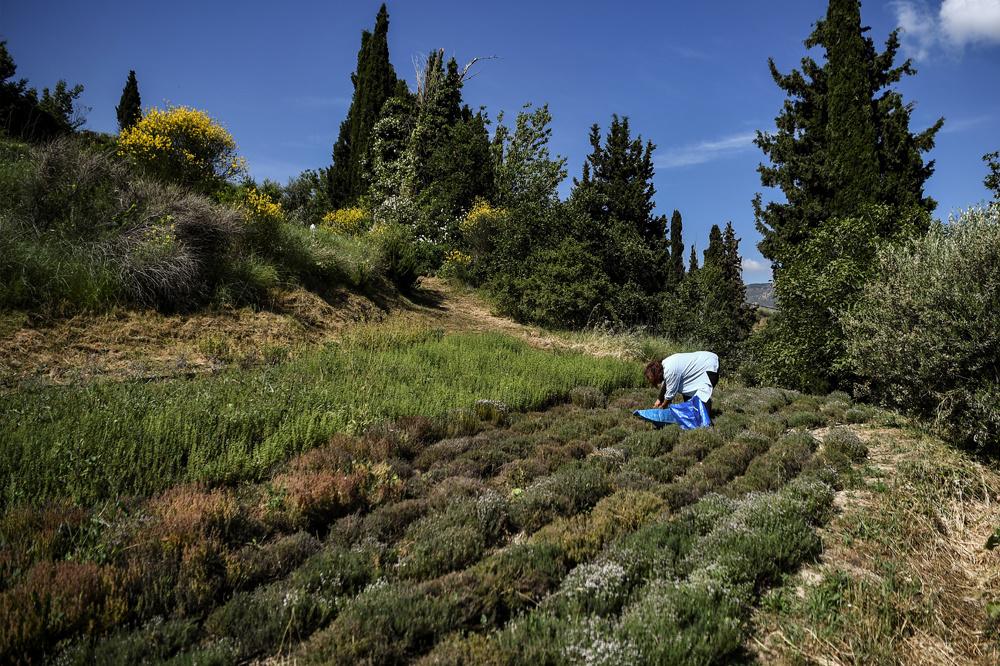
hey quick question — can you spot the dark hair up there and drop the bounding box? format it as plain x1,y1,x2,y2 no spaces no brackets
643,360,663,386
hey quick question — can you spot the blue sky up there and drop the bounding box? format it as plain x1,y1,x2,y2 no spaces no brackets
4,0,999,283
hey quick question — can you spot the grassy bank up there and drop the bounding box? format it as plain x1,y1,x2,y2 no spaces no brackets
0,323,639,506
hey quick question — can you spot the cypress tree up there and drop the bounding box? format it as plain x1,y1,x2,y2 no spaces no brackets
116,70,141,131
574,116,659,245
695,222,754,356
703,224,724,268
669,209,685,286
754,0,942,272
328,3,399,208
688,244,699,272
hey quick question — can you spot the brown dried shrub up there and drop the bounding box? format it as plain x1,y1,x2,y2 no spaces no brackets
0,560,121,660
148,485,254,549
0,501,87,588
273,468,366,530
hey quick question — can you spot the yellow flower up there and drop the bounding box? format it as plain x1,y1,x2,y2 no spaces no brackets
322,207,370,235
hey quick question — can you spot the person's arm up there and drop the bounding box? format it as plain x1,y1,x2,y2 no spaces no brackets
653,382,668,408
653,367,679,407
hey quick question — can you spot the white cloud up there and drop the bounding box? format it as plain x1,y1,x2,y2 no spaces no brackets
892,0,1000,60
893,1,939,60
941,0,1000,45
741,257,772,284
940,114,994,133
655,132,756,169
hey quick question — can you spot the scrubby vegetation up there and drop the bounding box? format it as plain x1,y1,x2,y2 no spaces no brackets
844,204,1000,452
0,134,390,314
2,0,997,662
0,382,872,663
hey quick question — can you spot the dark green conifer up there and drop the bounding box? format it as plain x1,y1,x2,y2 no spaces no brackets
116,70,141,131
570,115,667,313
703,224,724,268
668,210,685,287
754,0,942,272
328,3,399,207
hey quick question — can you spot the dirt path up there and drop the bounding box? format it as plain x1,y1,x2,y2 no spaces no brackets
0,277,632,390
752,423,1000,664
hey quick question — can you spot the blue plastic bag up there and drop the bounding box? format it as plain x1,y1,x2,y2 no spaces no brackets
633,395,711,430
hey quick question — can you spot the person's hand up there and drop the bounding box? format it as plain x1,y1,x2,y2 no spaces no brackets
652,399,664,408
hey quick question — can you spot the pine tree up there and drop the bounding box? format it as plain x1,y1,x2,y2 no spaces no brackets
754,0,942,272
574,116,660,245
116,70,141,131
668,210,685,287
328,3,399,208
570,115,668,316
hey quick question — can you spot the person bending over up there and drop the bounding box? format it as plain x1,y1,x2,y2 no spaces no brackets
644,351,720,415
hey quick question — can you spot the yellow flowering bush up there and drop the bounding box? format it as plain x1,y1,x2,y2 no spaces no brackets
459,200,505,234
118,106,246,191
240,186,285,226
438,249,473,281
322,207,371,235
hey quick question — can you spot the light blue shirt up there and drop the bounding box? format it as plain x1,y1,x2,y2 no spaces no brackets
662,351,719,403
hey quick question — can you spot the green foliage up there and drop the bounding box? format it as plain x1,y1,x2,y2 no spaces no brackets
751,0,941,391
668,209,685,288
511,238,613,329
570,115,668,324
843,204,1000,451
281,168,332,226
744,205,928,392
666,222,754,358
115,70,141,132
328,4,399,207
985,151,1000,201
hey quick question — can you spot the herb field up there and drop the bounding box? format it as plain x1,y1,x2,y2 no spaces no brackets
0,375,873,664
0,324,639,507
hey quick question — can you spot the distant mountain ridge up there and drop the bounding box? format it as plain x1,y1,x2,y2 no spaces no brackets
745,282,776,309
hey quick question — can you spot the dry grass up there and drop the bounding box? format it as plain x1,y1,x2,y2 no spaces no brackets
0,286,388,388
751,425,1000,665
0,276,660,391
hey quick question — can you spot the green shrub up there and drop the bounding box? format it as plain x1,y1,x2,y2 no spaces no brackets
843,204,1000,451
225,531,320,591
824,427,868,463
786,410,826,429
569,386,606,409
56,618,200,666
618,575,745,664
302,580,457,664
687,490,823,588
727,431,816,496
510,461,610,533
396,497,508,580
742,206,929,393
204,585,335,660
371,222,423,292
507,238,615,330
619,427,679,458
